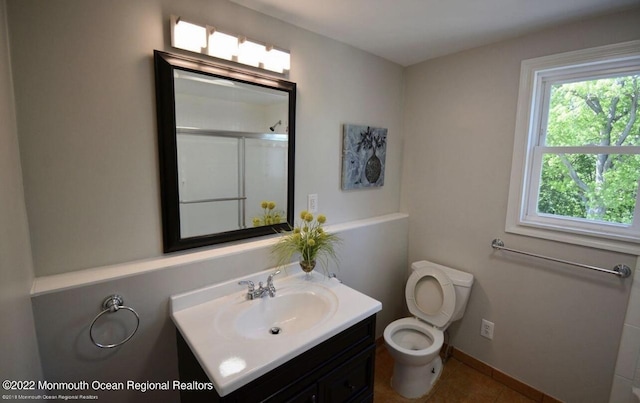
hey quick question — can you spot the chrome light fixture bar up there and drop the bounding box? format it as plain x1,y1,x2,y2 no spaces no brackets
170,15,290,75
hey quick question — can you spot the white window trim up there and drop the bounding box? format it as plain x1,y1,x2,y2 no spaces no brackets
505,40,640,255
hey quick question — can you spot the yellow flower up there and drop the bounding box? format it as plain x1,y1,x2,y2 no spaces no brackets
253,201,282,226
271,212,341,273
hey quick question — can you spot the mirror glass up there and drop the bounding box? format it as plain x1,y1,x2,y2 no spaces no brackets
154,51,295,252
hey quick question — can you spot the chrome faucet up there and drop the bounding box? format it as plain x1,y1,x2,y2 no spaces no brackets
238,280,257,299
266,270,281,297
238,270,281,300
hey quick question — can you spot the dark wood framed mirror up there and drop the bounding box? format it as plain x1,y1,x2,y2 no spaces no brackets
154,50,296,252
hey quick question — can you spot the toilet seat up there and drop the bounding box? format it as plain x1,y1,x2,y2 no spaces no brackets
405,266,455,329
384,317,443,358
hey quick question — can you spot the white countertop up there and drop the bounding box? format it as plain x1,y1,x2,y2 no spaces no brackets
170,268,382,396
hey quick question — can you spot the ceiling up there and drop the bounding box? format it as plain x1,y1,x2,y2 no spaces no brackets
230,0,639,66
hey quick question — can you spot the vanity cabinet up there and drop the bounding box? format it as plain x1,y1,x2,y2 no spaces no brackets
176,315,377,403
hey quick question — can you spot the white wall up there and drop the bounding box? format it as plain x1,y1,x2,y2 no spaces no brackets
6,0,405,276
0,0,42,384
175,91,288,133
401,8,640,403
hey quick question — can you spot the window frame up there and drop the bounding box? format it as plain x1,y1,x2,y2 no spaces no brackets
505,40,640,254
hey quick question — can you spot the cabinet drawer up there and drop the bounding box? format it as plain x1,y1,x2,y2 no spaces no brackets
319,345,375,403
284,383,318,403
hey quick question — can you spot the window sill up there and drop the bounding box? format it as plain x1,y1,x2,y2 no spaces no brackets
505,222,640,255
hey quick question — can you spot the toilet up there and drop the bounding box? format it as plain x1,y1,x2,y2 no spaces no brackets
383,260,474,398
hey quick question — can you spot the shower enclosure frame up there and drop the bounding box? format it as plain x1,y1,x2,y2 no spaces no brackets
176,127,289,235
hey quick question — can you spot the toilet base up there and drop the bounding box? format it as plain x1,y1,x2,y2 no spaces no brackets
390,356,443,399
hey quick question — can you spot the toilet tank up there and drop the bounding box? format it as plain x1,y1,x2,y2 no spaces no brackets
411,261,474,322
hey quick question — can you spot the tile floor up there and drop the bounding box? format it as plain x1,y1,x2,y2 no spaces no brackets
374,344,535,402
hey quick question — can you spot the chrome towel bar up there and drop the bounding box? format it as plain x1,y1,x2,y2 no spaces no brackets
491,238,632,279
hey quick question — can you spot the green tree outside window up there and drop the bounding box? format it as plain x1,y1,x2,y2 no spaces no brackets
538,74,640,224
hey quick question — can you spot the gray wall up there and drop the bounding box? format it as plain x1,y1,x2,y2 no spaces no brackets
4,0,408,401
401,8,640,403
0,0,42,384
6,0,405,276
4,1,640,402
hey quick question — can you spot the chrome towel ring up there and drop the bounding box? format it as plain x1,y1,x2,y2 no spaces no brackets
89,294,140,349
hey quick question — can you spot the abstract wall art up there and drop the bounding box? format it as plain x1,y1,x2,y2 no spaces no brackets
341,124,387,190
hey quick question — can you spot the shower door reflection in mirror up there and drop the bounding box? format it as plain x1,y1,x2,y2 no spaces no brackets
155,51,295,252
175,71,289,237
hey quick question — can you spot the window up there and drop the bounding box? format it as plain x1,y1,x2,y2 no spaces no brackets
506,41,640,254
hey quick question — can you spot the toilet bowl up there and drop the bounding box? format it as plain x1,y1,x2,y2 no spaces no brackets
383,261,474,399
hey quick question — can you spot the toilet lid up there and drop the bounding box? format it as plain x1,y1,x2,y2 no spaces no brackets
405,266,455,328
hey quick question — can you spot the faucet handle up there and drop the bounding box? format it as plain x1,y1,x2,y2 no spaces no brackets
267,269,281,283
266,270,281,297
238,280,255,291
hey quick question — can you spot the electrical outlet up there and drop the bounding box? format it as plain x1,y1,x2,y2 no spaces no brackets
481,319,494,340
307,194,318,213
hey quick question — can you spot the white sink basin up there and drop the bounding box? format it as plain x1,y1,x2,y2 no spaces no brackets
170,269,381,396
224,286,338,339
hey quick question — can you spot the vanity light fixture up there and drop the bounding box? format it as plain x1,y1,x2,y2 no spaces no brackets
171,17,207,53
208,30,238,61
170,15,291,75
237,38,265,68
263,47,291,74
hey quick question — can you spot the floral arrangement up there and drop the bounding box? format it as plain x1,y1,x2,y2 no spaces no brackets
252,201,283,227
272,211,341,273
